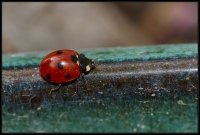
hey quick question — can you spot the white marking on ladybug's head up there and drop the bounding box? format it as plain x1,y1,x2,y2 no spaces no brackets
77,60,80,65
86,65,91,72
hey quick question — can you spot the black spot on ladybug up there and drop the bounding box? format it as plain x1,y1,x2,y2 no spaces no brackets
65,73,71,80
57,50,63,54
57,62,64,69
71,55,78,63
46,73,51,80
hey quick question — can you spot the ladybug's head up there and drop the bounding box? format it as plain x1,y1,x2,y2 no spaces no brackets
78,54,95,74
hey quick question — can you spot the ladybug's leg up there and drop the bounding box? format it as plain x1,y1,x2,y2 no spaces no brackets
72,76,81,98
49,84,62,95
80,73,89,94
75,79,81,97
74,74,86,98
21,90,31,98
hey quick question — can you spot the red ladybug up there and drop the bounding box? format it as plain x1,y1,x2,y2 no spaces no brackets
39,49,94,94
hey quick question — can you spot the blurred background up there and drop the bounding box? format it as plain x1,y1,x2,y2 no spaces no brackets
2,2,198,54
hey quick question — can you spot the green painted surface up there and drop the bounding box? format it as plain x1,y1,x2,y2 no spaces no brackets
3,94,197,133
2,43,198,133
2,43,197,69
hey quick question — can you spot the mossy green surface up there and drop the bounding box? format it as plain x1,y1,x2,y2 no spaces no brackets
3,94,197,133
2,43,197,69
2,43,198,133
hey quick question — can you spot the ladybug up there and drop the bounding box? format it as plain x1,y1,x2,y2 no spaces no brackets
39,49,95,94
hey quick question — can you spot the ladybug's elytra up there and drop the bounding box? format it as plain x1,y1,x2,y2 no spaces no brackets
39,49,95,85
